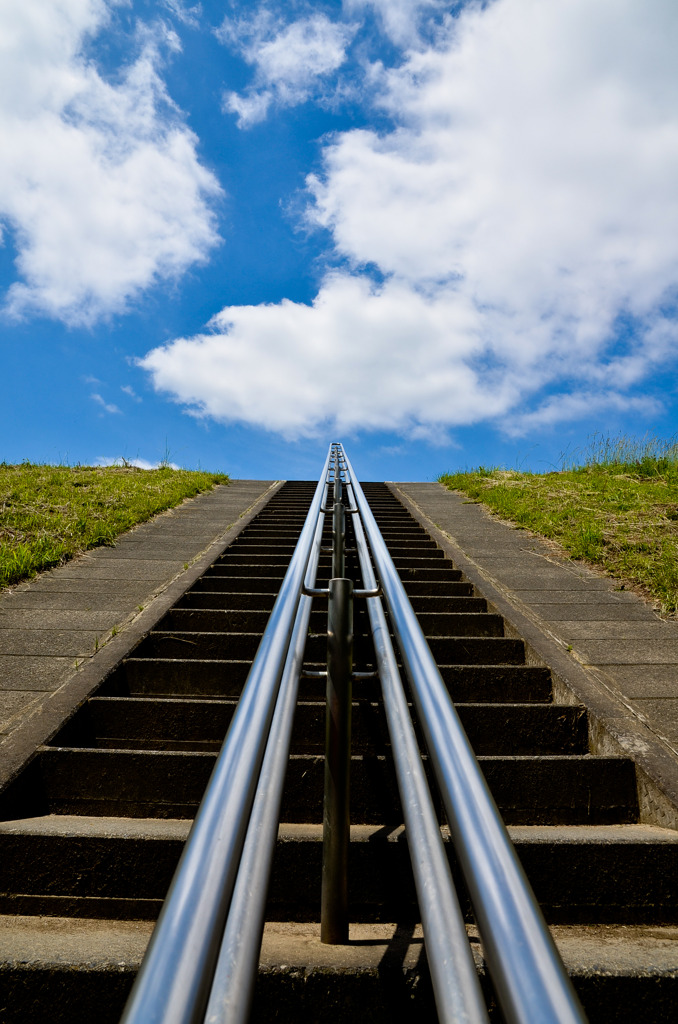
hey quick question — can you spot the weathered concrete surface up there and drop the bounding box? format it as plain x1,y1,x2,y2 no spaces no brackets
392,483,678,826
2,917,676,1002
0,914,153,966
0,481,277,775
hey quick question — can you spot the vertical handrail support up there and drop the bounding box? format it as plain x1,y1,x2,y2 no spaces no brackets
322,445,352,943
321,576,353,943
332,501,345,579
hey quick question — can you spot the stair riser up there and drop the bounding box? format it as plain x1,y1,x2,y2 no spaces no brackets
1,961,674,1024
15,751,638,825
173,592,490,614
402,581,473,596
131,632,525,664
0,972,137,1024
204,562,290,576
49,700,588,757
408,596,487,613
156,608,504,638
103,660,552,703
131,632,377,662
195,571,286,587
3,834,675,925
176,592,278,611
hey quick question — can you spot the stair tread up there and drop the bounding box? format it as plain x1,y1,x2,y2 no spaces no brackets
0,914,152,967
3,915,677,979
4,817,676,845
516,923,678,976
0,815,191,841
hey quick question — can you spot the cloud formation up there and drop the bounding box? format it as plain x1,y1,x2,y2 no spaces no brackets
95,456,180,469
144,0,678,437
141,274,494,436
344,0,449,47
161,0,202,28
91,392,122,415
218,9,355,126
0,0,220,325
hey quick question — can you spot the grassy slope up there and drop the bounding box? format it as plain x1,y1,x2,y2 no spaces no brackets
0,464,229,589
439,459,678,614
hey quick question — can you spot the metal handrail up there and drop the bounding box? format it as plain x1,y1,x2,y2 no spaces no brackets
203,596,313,1024
121,441,587,1024
345,477,489,1024
121,448,333,1024
343,449,586,1024
204,507,326,1024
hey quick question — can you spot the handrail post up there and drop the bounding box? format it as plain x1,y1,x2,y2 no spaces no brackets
321,576,353,944
332,501,345,579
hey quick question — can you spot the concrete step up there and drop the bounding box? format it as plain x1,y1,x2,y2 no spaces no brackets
401,579,474,596
204,560,290,574
0,915,149,1024
387,546,445,559
175,591,278,610
131,630,377,662
189,574,285,592
391,558,462,578
157,607,505,639
1,914,675,1023
2,821,676,926
47,698,588,757
252,920,678,1022
411,611,504,636
103,658,553,703
6,749,637,824
221,544,297,557
408,595,487,613
427,636,526,664
174,590,489,615
130,629,524,664
157,608,275,633
379,535,438,546
103,658,254,698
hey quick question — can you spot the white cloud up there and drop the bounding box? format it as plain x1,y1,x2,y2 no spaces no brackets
121,384,142,401
0,0,220,325
508,392,663,438
144,0,678,436
161,0,202,28
343,0,449,47
225,91,274,130
140,273,514,437
95,456,181,469
91,392,122,414
218,10,355,126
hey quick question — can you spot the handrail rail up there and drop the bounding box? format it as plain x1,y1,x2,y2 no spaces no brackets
345,476,489,1024
343,449,587,1024
121,442,587,1024
120,448,332,1024
204,507,326,1024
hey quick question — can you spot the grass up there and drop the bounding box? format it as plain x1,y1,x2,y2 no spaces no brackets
0,463,229,589
439,434,678,615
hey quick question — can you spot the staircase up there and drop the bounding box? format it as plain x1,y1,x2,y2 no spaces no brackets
0,481,677,1022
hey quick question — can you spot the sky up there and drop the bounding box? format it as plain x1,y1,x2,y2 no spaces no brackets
1,0,678,481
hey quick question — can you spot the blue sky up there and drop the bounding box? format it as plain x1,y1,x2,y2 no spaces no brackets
1,0,677,481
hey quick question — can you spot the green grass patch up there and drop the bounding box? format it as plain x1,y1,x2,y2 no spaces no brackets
0,463,229,589
439,438,678,614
